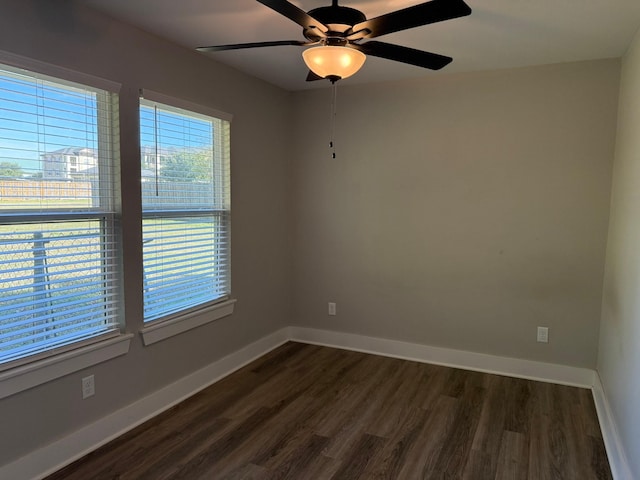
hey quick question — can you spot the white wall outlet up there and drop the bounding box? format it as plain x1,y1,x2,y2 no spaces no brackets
537,326,549,343
82,374,95,399
328,302,336,316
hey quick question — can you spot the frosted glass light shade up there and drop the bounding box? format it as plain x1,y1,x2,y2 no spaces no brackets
302,46,366,80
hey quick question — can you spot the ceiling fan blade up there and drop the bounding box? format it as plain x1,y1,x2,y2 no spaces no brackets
351,0,471,39
197,40,311,52
306,70,324,81
257,0,328,35
351,41,452,70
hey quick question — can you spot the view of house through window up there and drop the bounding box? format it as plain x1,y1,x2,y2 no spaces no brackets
0,63,120,367
140,95,231,322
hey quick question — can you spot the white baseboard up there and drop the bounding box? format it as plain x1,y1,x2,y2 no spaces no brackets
289,326,632,479
2,326,631,480
289,326,596,387
591,374,633,480
0,328,290,480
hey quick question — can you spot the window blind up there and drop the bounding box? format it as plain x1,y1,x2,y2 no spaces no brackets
0,63,120,367
139,97,230,322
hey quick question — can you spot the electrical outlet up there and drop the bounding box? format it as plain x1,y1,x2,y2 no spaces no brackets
328,302,336,316
82,375,95,399
537,326,549,343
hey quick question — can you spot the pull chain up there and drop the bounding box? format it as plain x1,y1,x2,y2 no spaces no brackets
329,80,338,159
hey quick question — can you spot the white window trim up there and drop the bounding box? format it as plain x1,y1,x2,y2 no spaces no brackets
0,50,120,93
140,298,236,346
0,51,127,399
139,89,232,122
0,334,133,400
138,91,233,335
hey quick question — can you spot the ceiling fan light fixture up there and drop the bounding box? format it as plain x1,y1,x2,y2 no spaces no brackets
302,45,366,80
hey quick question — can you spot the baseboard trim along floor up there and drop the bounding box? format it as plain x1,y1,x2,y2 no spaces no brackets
1,326,630,480
289,327,595,388
0,329,290,480
288,327,630,480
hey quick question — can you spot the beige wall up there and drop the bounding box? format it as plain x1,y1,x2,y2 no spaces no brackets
0,0,291,466
291,60,619,368
599,27,640,478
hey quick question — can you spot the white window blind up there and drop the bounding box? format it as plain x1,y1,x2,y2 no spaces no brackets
140,95,230,323
0,63,120,368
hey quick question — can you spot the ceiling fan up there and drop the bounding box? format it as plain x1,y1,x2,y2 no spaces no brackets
197,0,472,83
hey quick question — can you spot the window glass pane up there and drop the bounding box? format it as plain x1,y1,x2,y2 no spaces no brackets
143,214,229,320
0,220,118,364
0,63,119,368
140,99,230,323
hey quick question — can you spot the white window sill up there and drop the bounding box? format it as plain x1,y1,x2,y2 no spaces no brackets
0,334,133,400
140,298,236,346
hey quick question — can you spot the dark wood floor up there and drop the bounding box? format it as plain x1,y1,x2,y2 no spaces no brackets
47,342,612,480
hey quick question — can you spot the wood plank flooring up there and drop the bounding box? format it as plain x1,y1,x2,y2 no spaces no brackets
46,342,612,479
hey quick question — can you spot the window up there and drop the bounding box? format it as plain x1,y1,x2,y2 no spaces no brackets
139,92,231,325
0,62,121,369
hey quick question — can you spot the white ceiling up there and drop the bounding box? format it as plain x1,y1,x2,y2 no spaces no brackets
81,0,640,91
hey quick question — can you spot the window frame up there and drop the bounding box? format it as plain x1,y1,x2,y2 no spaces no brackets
138,90,234,345
0,51,131,398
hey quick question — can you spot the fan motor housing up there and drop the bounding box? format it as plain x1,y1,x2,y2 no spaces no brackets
304,5,366,39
